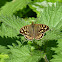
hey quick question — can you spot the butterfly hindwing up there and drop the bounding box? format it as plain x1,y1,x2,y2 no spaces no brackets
20,25,34,40
25,35,33,40
34,24,49,40
35,33,44,40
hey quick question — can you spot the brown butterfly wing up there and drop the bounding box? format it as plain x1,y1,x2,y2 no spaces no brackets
34,24,49,40
20,25,34,40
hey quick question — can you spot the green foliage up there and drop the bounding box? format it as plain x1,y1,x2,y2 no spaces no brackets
50,39,62,62
0,45,9,53
6,41,44,62
0,1,62,62
29,1,57,17
0,45,9,62
0,0,31,16
0,54,9,62
33,0,62,2
0,16,23,37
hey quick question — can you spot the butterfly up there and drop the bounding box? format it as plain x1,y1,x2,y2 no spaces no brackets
20,22,49,40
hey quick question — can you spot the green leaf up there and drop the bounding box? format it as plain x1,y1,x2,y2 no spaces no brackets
50,39,62,62
0,0,31,16
29,1,56,17
0,45,9,54
0,16,30,37
0,54,9,62
7,45,44,62
32,0,62,2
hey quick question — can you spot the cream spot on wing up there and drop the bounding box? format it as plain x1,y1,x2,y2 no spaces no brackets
41,27,43,29
27,27,28,29
35,34,44,40
24,29,26,31
39,25,41,27
25,31,26,34
43,25,45,27
24,26,28,29
41,30,43,32
41,25,42,27
23,28,24,30
39,30,43,33
21,29,23,32
44,26,47,30
25,35,33,40
39,25,42,27
24,27,26,29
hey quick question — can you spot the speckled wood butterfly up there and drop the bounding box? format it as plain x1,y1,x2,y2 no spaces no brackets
20,22,49,40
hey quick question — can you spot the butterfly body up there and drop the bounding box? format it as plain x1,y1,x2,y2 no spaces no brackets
20,22,49,40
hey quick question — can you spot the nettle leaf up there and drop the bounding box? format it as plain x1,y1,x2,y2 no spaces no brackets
0,0,31,16
50,39,62,62
38,3,62,28
29,1,56,17
0,45,9,62
0,45,9,54
7,45,44,62
0,54,9,62
0,16,31,37
32,0,62,2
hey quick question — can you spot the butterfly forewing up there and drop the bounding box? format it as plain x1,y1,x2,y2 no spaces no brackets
34,24,49,40
20,25,34,40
